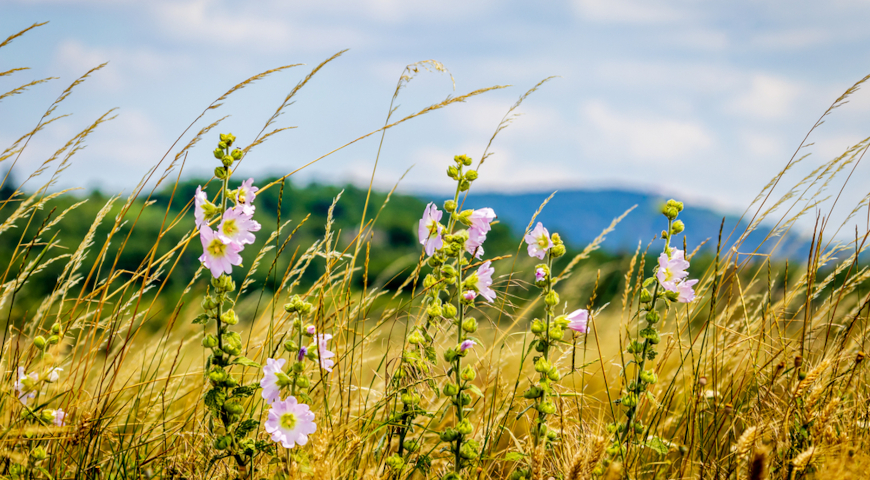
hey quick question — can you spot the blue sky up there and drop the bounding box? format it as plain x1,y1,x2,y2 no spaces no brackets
2,0,870,232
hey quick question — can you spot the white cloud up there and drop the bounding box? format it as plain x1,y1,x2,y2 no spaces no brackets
750,28,830,50
571,0,694,24
728,75,802,120
581,100,714,163
740,131,784,158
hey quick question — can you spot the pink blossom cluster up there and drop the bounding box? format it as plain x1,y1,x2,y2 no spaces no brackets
656,248,698,303
196,178,262,278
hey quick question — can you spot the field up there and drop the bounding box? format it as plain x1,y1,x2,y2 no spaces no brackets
1,23,869,480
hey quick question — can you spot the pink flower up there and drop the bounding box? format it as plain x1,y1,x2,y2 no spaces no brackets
306,325,316,335
676,279,699,303
656,249,690,292
535,267,547,282
199,225,243,278
219,206,261,248
52,408,66,427
417,203,444,257
463,290,477,301
260,358,287,404
194,186,214,228
14,367,38,403
236,178,259,215
315,334,335,373
566,309,589,333
265,396,317,448
524,222,553,260
460,339,476,352
475,261,496,303
468,208,496,234
465,227,486,258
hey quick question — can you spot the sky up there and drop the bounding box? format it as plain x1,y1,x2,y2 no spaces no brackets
2,0,870,234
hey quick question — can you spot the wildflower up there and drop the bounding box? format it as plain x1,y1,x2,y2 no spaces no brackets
465,227,486,258
297,345,308,362
194,186,216,228
218,206,261,248
417,203,444,257
236,178,259,215
463,290,477,302
468,208,496,233
656,249,689,291
51,408,66,427
306,325,316,335
676,279,699,303
14,367,38,403
265,396,317,448
46,367,62,383
524,222,553,260
260,358,287,404
199,225,243,278
566,309,589,333
315,334,335,373
460,339,476,352
535,267,547,282
475,261,496,302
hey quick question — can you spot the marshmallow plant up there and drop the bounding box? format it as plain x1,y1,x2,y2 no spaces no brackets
385,155,497,479
597,199,698,474
193,133,268,475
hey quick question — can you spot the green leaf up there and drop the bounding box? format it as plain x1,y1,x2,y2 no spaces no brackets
193,313,210,325
643,277,655,288
466,384,484,397
424,345,437,364
232,384,259,398
235,419,260,438
643,436,670,455
504,452,525,462
204,389,226,412
231,356,261,368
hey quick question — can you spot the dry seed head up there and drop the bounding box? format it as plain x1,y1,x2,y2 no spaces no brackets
748,446,770,480
794,359,831,397
603,462,623,480
734,426,760,457
793,447,816,471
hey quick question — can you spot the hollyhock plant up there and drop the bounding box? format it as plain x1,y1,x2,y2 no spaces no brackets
524,222,553,260
566,309,589,333
236,178,259,215
218,206,262,247
418,203,444,256
465,227,486,258
260,358,287,404
656,248,690,291
194,186,216,228
475,261,496,302
199,225,243,278
315,333,335,373
677,279,699,303
265,396,317,448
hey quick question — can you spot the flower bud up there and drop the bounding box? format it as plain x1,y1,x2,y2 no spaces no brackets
443,383,459,396
666,199,684,212
407,331,424,345
208,369,226,383
202,334,219,348
530,319,545,334
523,386,543,399
442,303,457,319
640,370,658,384
218,275,235,292
221,310,239,325
645,310,660,324
214,166,229,180
47,335,60,345
201,296,218,311
535,357,551,373
214,435,231,450
403,439,420,452
465,170,479,181
551,244,566,257
461,317,478,333
447,165,459,179
547,429,558,441
547,367,560,382
458,209,474,226
218,141,228,150
548,327,564,341
622,392,638,407
213,147,224,159
537,401,556,414
457,418,473,435
51,322,62,335
443,348,458,363
231,148,243,160
662,206,679,220
440,428,459,442
223,401,244,415
458,179,471,192
400,392,420,405
458,155,473,166
640,288,652,303
459,392,471,406
640,327,660,344
296,375,310,388
426,303,443,318
31,446,47,461
460,365,476,382
34,336,47,350
545,290,560,307
385,455,404,470
444,199,457,212
276,372,293,387
671,220,685,234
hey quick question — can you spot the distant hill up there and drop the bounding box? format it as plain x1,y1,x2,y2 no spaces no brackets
425,189,810,258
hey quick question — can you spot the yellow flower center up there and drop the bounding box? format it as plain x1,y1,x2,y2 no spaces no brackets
427,220,439,237
537,235,549,249
207,238,227,257
280,412,297,430
222,219,238,237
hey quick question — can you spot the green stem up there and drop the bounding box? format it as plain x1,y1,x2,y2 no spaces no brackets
453,255,465,473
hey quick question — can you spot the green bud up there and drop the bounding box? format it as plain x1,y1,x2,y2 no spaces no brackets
385,454,404,470
462,317,478,333
202,335,219,348
547,367,560,382
537,401,556,415
465,169,478,181
426,303,443,318
523,386,543,399
217,275,235,292
231,148,243,160
208,368,226,383
31,446,47,461
221,156,234,168
443,383,459,396
640,327,660,344
531,319,545,334
548,327,564,341
645,310,660,324
427,255,443,268
458,155,473,166
640,288,652,303
214,435,231,450
443,348,458,363
457,418,473,435
296,375,310,388
292,361,305,373
640,370,658,384
40,410,54,423
422,274,437,289
458,209,474,226
407,331,424,345
622,392,638,407
223,401,244,415
400,392,420,405
459,392,471,406
545,290,560,307
214,166,229,180
447,165,460,180
221,310,239,325
458,179,471,192
534,339,547,352
666,199,684,212
440,428,459,442
671,220,685,234
283,340,298,352
403,439,420,452
213,147,224,159
34,336,46,350
47,335,60,345
460,365,476,382
662,206,679,220
444,199,457,212
51,322,62,335
553,315,569,328
459,440,480,460
218,141,228,150
547,429,558,441
276,372,293,387
535,357,551,373
551,244,567,257
442,303,457,319
664,290,679,302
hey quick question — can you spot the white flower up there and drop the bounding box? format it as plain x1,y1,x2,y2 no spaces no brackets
260,358,287,405
14,367,38,403
51,408,66,427
46,367,62,383
265,396,317,448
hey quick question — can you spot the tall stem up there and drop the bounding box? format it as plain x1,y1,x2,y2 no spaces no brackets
453,255,465,473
